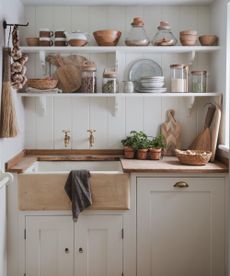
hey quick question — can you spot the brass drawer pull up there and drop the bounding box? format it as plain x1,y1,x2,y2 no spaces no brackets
173,181,189,188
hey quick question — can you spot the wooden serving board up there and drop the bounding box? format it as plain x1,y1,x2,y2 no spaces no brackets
161,109,181,156
210,105,221,162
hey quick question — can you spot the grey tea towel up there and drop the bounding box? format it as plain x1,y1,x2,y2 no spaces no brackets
65,170,92,221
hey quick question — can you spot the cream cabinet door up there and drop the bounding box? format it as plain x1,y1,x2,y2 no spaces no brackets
0,184,7,276
75,215,123,276
137,177,225,276
25,216,74,276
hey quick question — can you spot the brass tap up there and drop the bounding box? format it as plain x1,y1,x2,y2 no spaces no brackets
62,130,71,148
87,129,96,148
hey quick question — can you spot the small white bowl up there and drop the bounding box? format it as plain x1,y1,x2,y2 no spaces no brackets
140,82,165,88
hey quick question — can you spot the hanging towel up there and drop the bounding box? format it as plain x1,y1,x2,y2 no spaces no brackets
64,170,92,221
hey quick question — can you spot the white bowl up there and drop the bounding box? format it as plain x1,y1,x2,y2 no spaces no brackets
140,82,165,88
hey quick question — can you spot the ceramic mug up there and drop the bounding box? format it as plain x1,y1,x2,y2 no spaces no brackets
54,38,67,46
39,28,53,38
39,37,53,46
55,29,66,38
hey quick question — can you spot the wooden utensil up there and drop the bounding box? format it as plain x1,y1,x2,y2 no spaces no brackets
0,48,18,137
210,105,221,162
190,104,216,152
54,56,81,93
161,109,181,156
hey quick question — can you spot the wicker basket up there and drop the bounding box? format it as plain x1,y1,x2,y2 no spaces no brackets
27,79,58,90
175,149,212,166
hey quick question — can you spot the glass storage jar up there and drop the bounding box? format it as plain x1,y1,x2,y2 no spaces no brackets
170,64,189,93
152,21,177,46
125,17,150,46
80,61,97,93
102,69,119,93
191,70,207,93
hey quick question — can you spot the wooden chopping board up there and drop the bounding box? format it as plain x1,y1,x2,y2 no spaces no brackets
161,109,181,156
210,105,221,162
190,105,216,152
46,55,86,93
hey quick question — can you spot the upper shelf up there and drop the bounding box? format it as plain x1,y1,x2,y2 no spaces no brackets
20,46,220,54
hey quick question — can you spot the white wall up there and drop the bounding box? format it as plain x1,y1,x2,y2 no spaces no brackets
0,0,25,170
22,5,214,150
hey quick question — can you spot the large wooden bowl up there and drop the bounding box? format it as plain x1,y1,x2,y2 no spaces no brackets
93,29,122,46
27,79,58,90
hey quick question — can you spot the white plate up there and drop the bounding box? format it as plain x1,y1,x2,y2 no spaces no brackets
128,59,163,82
140,82,165,88
135,87,167,93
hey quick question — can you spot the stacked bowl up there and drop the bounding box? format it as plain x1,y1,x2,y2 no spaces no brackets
137,76,167,93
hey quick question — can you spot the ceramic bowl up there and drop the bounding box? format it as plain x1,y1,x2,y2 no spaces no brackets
199,35,218,46
180,30,198,46
68,39,88,47
93,30,122,46
26,37,39,46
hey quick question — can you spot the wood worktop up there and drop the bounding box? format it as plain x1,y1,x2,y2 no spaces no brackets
5,150,228,174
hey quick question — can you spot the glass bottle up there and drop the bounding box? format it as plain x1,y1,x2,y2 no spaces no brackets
125,17,150,46
102,69,119,93
191,71,207,93
80,61,97,93
170,64,189,93
152,21,177,46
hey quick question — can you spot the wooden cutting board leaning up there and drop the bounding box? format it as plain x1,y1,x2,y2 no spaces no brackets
46,55,88,93
161,109,181,156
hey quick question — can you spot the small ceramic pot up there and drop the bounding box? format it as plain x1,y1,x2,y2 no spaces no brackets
39,38,53,46
123,147,135,159
54,38,67,46
55,29,66,38
180,30,198,46
39,28,53,38
137,149,148,160
149,148,162,160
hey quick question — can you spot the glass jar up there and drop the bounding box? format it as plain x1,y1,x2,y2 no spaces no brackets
152,21,177,46
102,70,118,93
125,17,150,46
80,61,97,93
170,64,189,93
191,71,207,93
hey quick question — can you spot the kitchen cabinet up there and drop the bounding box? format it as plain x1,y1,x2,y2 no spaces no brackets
25,216,74,276
0,183,7,276
25,214,123,276
75,215,123,276
137,177,225,276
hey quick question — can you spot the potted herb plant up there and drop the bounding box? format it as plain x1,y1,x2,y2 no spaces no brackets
149,134,166,160
121,135,135,159
130,131,150,160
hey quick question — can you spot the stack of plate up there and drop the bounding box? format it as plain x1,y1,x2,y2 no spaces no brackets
136,76,167,93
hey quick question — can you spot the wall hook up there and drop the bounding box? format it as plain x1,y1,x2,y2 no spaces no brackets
3,20,29,29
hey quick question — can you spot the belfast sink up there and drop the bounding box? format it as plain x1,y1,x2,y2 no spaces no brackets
18,160,130,211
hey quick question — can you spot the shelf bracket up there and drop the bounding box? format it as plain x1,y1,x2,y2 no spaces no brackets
37,96,47,116
188,50,196,64
112,95,119,117
39,51,46,75
184,96,195,116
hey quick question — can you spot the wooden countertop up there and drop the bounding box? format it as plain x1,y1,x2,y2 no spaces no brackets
121,157,228,174
5,150,228,174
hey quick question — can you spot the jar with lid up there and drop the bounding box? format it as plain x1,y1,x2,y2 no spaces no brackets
152,21,177,46
80,61,97,93
170,64,189,93
191,71,207,93
125,17,150,46
102,69,119,93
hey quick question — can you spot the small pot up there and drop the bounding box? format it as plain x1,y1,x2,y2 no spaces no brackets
123,146,135,159
137,149,148,160
149,148,162,160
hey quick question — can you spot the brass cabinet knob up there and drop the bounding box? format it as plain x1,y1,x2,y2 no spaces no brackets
173,181,189,188
65,248,70,254
79,247,84,253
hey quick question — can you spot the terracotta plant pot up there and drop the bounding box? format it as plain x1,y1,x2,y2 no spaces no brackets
137,149,148,160
123,146,135,159
149,148,162,160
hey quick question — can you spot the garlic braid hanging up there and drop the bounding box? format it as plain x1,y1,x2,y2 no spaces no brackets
11,25,28,90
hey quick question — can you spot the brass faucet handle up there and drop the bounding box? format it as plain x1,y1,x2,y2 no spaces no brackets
87,129,96,134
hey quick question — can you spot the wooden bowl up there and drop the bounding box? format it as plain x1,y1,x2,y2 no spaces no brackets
68,39,88,47
175,149,212,166
93,30,122,46
26,37,39,46
27,79,58,90
199,35,218,46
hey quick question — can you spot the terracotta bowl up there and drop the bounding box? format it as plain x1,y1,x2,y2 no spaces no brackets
27,79,58,90
26,37,39,46
68,39,88,47
93,30,122,46
199,35,218,46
